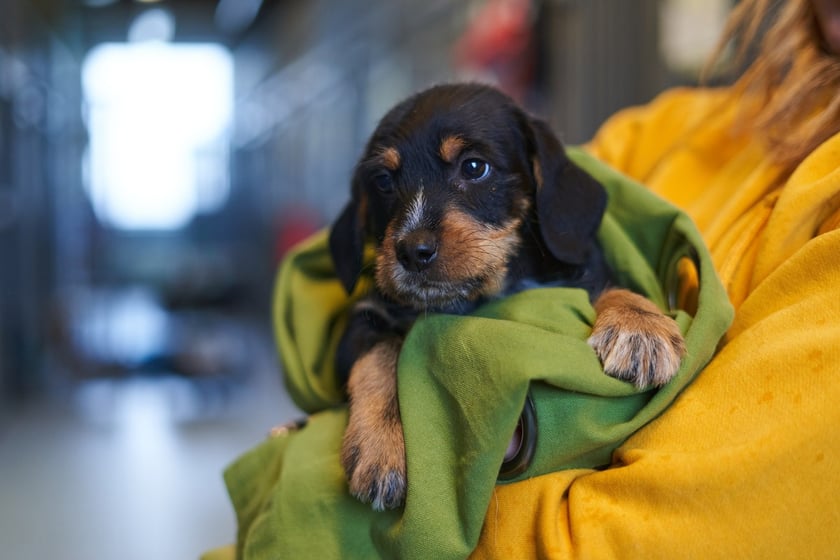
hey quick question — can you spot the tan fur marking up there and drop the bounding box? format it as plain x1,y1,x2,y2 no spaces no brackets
375,223,401,297
532,157,543,189
437,209,520,288
588,288,686,388
378,147,401,170
439,135,466,163
341,340,406,510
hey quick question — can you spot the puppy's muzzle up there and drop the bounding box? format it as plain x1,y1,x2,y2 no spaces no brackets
396,229,439,272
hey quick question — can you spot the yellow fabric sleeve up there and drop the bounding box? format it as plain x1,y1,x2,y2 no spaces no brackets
470,88,840,558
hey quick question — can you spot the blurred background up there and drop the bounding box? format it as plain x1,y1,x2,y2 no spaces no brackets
0,0,731,557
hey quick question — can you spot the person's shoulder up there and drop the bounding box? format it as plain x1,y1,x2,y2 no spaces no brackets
593,86,736,146
586,86,736,179
645,86,734,120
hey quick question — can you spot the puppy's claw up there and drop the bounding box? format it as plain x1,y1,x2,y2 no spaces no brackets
359,468,406,511
588,290,686,389
343,449,407,511
341,429,407,510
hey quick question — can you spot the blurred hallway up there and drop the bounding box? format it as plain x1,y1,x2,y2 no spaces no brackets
0,0,727,557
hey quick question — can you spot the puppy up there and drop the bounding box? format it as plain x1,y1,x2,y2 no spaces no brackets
328,83,685,511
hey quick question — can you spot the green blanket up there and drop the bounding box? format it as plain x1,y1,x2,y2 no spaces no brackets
220,148,734,560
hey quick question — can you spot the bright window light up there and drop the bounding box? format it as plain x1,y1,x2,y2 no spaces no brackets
82,42,233,231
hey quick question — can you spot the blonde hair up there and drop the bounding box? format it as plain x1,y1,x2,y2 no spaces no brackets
705,0,840,170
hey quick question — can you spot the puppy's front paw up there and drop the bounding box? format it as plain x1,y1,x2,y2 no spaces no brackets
341,421,406,511
588,289,686,389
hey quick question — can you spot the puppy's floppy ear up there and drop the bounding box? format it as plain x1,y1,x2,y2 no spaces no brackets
527,118,607,265
328,177,367,295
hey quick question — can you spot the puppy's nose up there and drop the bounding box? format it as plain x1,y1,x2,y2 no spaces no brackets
396,230,438,272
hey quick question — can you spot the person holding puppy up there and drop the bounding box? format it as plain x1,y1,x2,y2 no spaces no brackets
205,1,840,558
470,0,840,557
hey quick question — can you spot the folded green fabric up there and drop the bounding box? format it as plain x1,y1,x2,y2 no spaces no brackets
222,148,734,560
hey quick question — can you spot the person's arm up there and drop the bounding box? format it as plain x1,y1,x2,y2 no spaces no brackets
468,97,840,558
470,223,840,558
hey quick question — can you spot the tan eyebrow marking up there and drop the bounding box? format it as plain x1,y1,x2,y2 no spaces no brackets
439,135,466,163
378,147,401,170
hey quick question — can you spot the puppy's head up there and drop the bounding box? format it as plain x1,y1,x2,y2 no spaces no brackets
329,83,606,310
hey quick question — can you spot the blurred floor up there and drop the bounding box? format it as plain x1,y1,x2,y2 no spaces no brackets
0,347,299,560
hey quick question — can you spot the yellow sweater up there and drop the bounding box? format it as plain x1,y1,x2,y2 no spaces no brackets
470,88,840,558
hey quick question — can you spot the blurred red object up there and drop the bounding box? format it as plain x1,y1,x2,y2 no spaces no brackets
274,205,321,262
454,0,537,102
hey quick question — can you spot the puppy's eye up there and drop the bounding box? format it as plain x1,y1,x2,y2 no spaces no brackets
461,158,491,181
373,173,394,193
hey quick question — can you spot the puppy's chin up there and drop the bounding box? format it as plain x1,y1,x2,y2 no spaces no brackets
375,265,505,312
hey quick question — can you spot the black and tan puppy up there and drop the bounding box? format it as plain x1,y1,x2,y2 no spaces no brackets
328,83,685,511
